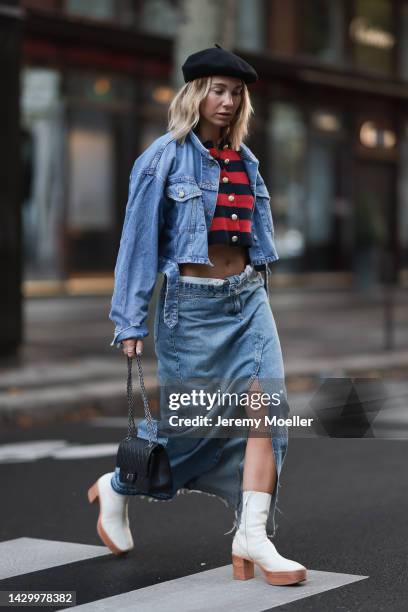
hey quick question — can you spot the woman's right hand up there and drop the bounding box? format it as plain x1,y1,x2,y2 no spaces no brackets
122,338,144,358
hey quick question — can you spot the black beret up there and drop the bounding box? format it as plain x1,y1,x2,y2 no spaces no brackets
182,43,258,84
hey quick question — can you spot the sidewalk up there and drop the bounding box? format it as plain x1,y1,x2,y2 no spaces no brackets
0,284,407,426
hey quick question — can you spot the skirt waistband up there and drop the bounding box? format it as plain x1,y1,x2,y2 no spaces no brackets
179,275,225,286
178,264,261,295
160,263,267,330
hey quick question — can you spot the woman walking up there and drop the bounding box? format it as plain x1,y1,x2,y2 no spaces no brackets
88,44,307,586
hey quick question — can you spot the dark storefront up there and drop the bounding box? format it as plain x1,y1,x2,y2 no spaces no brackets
21,0,174,282
20,0,408,288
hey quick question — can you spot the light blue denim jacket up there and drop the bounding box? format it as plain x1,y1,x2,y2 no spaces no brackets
109,128,279,347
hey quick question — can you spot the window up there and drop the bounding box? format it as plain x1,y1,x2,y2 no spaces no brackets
64,0,133,24
236,0,266,52
23,0,60,13
297,0,344,63
267,102,307,261
349,0,396,76
64,0,178,34
398,122,408,266
399,2,408,81
268,0,344,64
137,0,178,36
20,68,64,279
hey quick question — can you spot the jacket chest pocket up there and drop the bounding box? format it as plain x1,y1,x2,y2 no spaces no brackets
255,181,274,234
165,181,203,234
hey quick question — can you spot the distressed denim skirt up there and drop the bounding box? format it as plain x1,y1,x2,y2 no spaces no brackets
111,264,290,538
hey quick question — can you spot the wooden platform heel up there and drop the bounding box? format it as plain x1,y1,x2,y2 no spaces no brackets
232,554,255,580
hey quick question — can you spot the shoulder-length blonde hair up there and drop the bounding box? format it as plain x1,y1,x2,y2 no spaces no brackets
168,76,254,151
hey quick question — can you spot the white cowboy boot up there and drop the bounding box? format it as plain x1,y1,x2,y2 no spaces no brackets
88,472,134,555
232,490,307,585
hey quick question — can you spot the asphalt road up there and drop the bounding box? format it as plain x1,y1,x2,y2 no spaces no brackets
0,419,406,611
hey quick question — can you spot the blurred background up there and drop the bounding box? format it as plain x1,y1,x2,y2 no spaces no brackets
1,7,407,603
13,0,408,282
0,0,407,414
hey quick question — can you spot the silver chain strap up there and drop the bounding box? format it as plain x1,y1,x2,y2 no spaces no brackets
126,354,156,447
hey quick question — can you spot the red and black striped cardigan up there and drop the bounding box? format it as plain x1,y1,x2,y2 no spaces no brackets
202,137,254,247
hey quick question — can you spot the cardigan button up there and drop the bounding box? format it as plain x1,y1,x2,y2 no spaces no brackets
231,235,238,242
228,195,235,202
222,176,229,183
231,213,238,221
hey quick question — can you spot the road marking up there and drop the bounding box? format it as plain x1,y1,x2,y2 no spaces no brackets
0,538,369,609
0,440,68,462
86,417,140,428
0,538,108,580
50,444,118,459
68,564,368,611
0,440,117,462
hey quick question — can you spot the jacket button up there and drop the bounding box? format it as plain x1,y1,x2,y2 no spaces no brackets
231,235,238,242
231,213,238,220
179,190,185,197
228,194,235,202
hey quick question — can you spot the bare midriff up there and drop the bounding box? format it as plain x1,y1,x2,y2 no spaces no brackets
179,244,249,279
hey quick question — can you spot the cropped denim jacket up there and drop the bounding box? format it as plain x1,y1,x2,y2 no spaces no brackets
109,128,279,347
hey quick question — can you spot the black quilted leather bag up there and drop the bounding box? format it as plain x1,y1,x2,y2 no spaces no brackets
115,354,173,495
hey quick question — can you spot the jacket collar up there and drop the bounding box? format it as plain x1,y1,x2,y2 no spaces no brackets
239,141,259,164
188,128,258,164
202,137,231,150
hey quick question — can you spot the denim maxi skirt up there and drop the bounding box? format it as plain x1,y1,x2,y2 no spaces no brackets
111,264,290,538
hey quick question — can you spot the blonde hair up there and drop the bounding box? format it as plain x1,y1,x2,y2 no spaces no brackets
167,76,254,151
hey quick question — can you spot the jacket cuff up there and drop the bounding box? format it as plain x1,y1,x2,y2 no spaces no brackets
110,325,149,348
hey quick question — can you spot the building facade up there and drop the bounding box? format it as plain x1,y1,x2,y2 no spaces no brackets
20,0,408,288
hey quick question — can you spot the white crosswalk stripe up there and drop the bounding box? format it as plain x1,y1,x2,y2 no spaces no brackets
0,440,69,462
0,537,368,611
0,538,109,580
0,419,145,463
66,564,368,611
0,440,118,462
50,444,118,459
